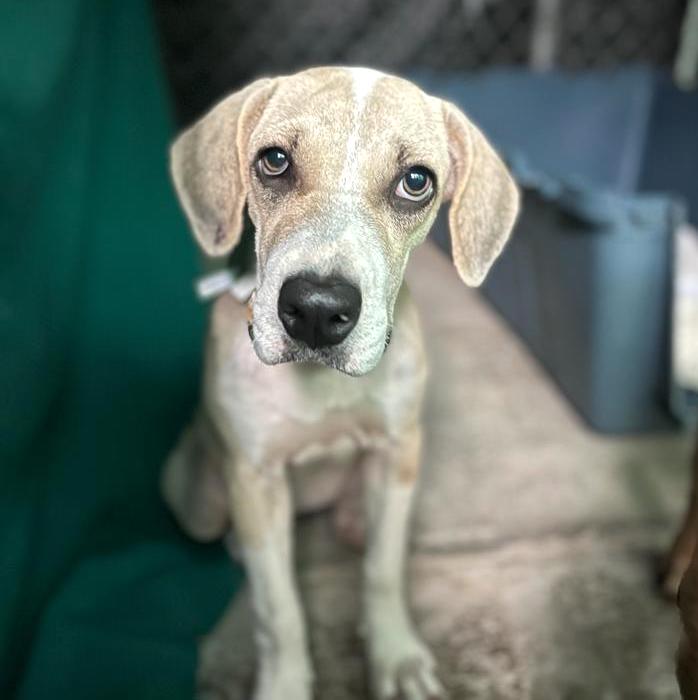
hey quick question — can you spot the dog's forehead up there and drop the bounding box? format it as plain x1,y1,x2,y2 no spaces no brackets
270,67,430,115
252,68,446,167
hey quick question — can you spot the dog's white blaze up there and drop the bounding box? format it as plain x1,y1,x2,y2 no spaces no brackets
341,67,382,191
350,66,382,105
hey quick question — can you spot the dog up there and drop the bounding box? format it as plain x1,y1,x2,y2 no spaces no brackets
162,66,519,700
678,545,698,699
663,433,698,698
663,434,698,599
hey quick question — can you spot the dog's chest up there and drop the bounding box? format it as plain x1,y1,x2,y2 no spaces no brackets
250,368,391,510
214,341,422,468
207,291,426,467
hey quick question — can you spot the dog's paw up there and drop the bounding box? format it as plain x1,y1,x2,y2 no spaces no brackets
253,654,313,700
366,623,445,699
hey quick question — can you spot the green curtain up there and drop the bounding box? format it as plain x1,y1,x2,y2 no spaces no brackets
0,1,240,697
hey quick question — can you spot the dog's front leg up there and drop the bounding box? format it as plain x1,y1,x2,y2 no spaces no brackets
227,456,313,700
362,425,444,700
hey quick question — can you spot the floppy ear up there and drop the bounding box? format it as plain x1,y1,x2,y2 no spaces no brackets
170,78,276,257
441,101,520,287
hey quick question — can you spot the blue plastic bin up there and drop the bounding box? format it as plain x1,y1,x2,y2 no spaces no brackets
416,67,690,433
431,160,682,433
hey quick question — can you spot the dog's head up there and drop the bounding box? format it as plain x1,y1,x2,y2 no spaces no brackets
171,67,519,376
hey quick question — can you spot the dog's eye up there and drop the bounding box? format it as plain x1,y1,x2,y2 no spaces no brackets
395,167,433,202
259,147,289,177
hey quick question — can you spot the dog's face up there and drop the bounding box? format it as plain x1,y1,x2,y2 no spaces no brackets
171,67,519,376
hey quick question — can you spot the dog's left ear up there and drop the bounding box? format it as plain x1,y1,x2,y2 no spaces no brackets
441,101,520,287
170,78,277,257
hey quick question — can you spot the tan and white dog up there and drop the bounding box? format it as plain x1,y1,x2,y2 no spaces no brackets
162,67,519,700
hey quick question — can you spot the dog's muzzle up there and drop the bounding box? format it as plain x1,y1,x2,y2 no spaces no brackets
277,275,361,350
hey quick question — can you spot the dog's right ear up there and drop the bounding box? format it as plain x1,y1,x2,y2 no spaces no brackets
170,78,276,257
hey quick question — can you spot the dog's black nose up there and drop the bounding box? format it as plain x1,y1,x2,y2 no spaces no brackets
278,276,361,349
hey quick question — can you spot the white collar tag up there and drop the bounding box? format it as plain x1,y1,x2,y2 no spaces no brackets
195,269,255,304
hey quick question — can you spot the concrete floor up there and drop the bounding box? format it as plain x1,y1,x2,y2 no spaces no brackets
197,244,693,699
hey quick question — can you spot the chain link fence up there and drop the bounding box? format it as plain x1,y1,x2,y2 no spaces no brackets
154,0,687,124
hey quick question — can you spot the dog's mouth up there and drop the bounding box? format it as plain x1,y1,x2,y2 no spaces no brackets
247,320,392,375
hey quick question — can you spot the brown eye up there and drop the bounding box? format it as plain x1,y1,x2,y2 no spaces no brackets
395,166,433,202
260,147,289,176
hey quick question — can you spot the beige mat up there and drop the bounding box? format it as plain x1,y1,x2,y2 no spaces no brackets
198,243,692,699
